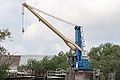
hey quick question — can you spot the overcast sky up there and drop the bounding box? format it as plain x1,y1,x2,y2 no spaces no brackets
0,0,120,55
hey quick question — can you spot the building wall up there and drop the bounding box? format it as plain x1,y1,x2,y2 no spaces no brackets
0,55,21,70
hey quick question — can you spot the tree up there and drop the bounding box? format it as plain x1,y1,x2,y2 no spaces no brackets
26,58,47,77
0,29,11,79
17,65,27,72
0,29,11,41
0,62,9,80
27,59,38,76
88,43,120,80
18,49,74,78
48,51,69,70
21,49,73,77
0,29,11,55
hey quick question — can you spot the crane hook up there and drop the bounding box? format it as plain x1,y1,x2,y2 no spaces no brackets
22,27,25,33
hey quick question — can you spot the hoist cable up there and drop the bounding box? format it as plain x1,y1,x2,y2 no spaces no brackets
21,6,25,33
28,5,76,26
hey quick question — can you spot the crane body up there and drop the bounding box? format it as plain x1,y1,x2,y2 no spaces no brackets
70,26,93,71
22,3,93,71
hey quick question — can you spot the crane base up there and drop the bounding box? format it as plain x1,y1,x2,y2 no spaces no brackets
75,71,93,80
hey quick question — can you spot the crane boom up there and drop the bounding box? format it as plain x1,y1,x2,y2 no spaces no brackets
22,3,82,52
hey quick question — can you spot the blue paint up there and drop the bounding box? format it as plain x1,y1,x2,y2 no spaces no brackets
68,26,93,71
75,26,82,60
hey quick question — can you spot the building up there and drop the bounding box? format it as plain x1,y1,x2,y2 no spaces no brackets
0,55,21,71
0,54,46,70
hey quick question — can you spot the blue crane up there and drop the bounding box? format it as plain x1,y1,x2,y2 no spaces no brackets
22,3,93,71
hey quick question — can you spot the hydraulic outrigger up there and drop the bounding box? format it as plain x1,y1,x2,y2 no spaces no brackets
22,3,93,71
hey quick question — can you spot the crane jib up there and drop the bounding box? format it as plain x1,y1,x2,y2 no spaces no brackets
22,3,82,52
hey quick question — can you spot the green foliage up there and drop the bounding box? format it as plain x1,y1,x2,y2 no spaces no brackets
0,29,11,79
19,49,73,77
26,58,45,77
40,56,50,70
0,28,11,55
0,29,11,80
17,65,27,72
115,64,120,80
88,43,120,79
0,62,9,80
48,51,69,70
0,29,11,41
0,45,7,55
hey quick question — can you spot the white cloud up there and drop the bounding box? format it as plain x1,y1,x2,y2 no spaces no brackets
13,45,29,55
2,43,31,55
1,0,120,55
22,0,120,55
